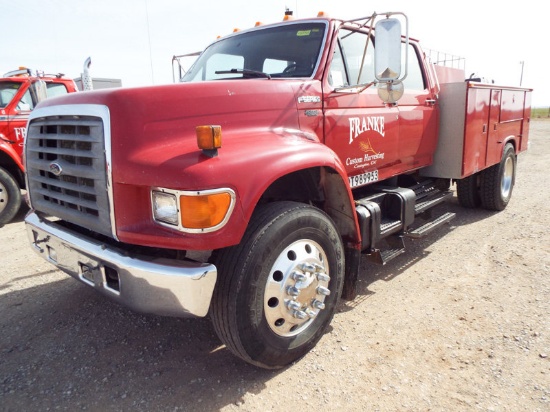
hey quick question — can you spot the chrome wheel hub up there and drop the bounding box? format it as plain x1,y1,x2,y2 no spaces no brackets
0,181,7,214
264,239,330,337
501,156,514,199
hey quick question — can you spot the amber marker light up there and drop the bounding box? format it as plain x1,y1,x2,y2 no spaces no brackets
180,191,234,231
196,125,222,157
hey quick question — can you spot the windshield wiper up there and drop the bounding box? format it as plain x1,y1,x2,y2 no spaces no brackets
215,68,271,79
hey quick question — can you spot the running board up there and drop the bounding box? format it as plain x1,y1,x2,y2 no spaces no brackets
415,190,453,215
406,212,456,239
367,235,406,265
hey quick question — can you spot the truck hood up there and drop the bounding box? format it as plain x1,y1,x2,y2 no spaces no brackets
36,80,310,187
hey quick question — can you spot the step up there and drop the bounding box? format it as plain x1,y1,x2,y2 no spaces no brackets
380,218,402,237
415,190,453,215
367,247,406,265
366,235,406,265
406,212,456,239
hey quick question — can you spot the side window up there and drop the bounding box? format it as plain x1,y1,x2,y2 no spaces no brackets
328,44,346,87
402,43,426,90
17,89,34,111
335,29,375,86
46,83,69,98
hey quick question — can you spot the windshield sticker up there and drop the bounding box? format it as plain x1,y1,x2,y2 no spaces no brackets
296,30,311,36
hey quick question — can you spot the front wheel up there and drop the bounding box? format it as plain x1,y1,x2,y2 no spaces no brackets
0,167,22,226
480,144,516,211
210,201,345,369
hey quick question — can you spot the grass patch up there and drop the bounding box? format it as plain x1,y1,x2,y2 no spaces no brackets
532,107,550,118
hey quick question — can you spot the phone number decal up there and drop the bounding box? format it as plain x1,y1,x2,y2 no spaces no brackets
349,170,379,188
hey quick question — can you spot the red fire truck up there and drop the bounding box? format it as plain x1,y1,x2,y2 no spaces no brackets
0,68,78,225
24,12,531,368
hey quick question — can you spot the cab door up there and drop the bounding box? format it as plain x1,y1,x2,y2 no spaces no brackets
6,83,34,156
323,29,439,188
396,43,439,171
323,28,399,189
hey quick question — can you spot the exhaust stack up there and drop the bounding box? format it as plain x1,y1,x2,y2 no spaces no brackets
82,57,93,91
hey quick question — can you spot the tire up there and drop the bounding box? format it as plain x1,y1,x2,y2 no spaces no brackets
210,201,345,369
480,144,516,211
456,173,481,208
0,167,22,226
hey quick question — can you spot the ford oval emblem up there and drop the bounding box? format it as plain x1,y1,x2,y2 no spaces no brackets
49,162,63,176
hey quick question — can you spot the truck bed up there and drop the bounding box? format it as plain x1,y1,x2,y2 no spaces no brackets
421,81,532,179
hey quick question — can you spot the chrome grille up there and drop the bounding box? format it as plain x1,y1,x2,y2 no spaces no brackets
26,115,112,237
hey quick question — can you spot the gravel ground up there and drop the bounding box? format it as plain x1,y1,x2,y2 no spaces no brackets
1,119,549,411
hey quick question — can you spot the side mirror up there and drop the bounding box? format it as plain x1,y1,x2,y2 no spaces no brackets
374,18,402,81
374,15,408,104
29,80,48,104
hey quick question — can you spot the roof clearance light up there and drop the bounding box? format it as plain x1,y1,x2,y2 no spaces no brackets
196,125,222,157
317,11,329,17
283,9,294,21
255,21,263,26
180,192,233,230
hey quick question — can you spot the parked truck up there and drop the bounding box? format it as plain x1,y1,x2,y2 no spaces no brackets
24,11,531,369
0,68,79,225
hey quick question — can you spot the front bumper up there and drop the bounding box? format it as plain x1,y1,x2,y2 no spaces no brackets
25,212,217,317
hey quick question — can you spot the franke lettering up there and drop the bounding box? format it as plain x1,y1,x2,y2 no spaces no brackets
14,127,26,140
349,116,385,144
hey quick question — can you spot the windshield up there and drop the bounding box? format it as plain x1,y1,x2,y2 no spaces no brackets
0,81,22,109
182,22,327,82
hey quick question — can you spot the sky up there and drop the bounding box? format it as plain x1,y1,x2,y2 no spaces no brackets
1,0,548,106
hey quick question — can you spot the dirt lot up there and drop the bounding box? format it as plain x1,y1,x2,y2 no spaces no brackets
1,120,549,411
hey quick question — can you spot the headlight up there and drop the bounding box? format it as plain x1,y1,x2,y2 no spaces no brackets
151,188,236,233
151,191,179,225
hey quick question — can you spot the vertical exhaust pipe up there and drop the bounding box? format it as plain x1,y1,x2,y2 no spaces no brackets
83,57,93,91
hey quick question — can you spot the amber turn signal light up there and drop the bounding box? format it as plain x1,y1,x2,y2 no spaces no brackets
180,192,232,230
196,125,222,157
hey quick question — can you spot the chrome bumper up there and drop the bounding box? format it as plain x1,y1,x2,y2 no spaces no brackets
25,212,217,317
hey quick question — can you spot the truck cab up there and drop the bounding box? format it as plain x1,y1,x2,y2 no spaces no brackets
0,68,78,225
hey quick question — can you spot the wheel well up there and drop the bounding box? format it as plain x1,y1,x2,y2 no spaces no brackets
0,151,24,188
258,167,358,244
259,168,324,206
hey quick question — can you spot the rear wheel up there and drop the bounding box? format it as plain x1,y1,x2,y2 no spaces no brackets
456,174,481,208
480,144,516,211
210,201,344,369
0,167,22,226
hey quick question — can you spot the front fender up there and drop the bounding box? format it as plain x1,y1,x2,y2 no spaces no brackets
117,128,358,251
0,140,24,172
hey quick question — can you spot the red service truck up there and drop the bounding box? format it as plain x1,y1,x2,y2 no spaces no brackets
0,68,78,225
24,12,531,368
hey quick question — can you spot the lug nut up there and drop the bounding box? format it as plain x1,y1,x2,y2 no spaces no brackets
306,309,317,318
293,310,307,320
312,299,325,310
286,300,301,311
317,286,331,296
316,273,330,283
287,286,300,297
300,263,316,273
313,263,325,272
292,271,307,282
